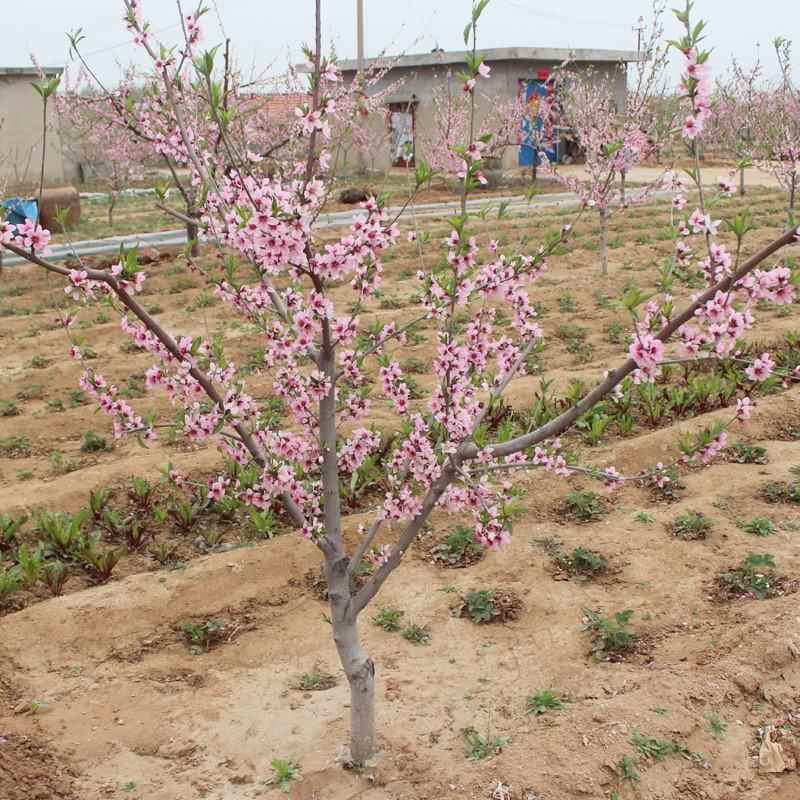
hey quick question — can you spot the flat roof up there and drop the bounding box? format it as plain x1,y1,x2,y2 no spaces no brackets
0,67,64,77
337,47,642,72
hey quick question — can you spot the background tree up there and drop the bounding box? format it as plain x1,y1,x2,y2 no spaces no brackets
711,58,766,196
755,38,800,224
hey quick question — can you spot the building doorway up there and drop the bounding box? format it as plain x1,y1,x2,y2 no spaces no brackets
389,102,416,167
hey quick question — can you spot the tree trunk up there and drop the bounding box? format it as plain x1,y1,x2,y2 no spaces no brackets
600,208,609,276
739,165,746,197
327,559,375,763
334,617,375,763
186,220,199,257
620,171,627,205
108,195,117,228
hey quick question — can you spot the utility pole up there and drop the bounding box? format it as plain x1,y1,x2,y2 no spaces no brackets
356,0,367,175
633,15,645,54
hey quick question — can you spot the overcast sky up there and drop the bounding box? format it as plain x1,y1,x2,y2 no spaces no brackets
5,0,798,86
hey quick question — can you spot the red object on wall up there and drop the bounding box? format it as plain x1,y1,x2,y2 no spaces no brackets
537,69,550,81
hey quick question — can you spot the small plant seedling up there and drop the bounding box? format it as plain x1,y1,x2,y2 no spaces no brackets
201,529,224,549
0,400,20,417
181,619,227,652
0,435,32,458
630,730,683,761
270,758,301,793
401,624,430,645
296,670,337,691
457,589,523,624
120,781,137,792
616,755,641,783
36,509,89,559
555,546,608,577
49,451,79,475
0,565,22,597
150,541,180,567
672,510,713,541
740,517,776,537
583,608,637,660
429,525,484,567
248,507,278,539
43,561,69,597
719,553,782,600
82,547,121,584
728,442,768,464
526,689,568,716
15,543,45,588
634,511,655,524
29,354,50,369
0,513,26,552
462,726,510,761
81,431,111,453
565,491,606,523
705,712,728,741
372,606,404,632
558,291,577,313
761,479,800,505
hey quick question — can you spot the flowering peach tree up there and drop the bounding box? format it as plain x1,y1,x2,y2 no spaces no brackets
2,0,799,764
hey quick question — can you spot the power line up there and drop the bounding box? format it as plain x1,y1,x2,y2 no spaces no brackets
78,23,184,59
498,0,631,30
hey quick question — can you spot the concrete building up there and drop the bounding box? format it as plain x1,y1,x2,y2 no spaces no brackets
337,47,641,173
0,67,66,189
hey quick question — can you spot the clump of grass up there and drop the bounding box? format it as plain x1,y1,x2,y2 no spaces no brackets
671,510,713,541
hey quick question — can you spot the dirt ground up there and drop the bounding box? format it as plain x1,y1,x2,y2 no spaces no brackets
1,189,799,799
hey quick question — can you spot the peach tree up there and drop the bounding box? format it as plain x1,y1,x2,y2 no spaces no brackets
1,0,798,763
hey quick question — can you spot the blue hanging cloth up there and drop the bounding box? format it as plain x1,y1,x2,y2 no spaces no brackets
1,197,39,225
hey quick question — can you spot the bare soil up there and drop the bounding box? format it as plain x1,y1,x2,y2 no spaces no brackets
1,189,800,799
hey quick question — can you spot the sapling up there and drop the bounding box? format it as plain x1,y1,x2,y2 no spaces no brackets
3,0,798,764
